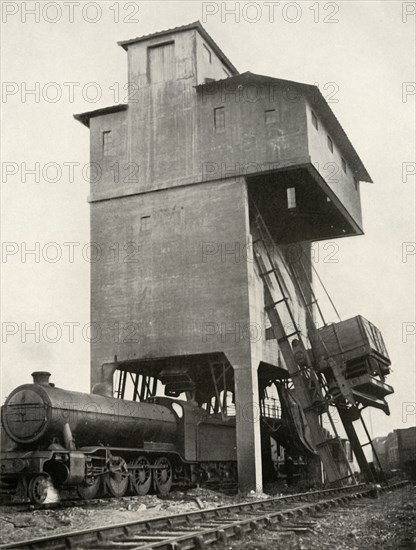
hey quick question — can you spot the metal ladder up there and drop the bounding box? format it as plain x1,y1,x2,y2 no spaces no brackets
250,205,356,485
256,209,387,485
279,231,387,484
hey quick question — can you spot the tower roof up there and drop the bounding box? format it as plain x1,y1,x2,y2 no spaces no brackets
73,104,127,128
117,20,238,76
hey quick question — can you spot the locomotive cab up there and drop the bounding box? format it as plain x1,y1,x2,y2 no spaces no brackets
147,396,237,464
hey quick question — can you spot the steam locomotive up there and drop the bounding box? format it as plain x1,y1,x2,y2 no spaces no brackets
0,372,238,504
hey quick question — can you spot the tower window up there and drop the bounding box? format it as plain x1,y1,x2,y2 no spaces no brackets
311,111,318,130
354,178,359,191
341,158,347,173
203,43,212,63
102,131,113,156
287,187,296,209
327,135,334,153
140,216,151,232
148,41,175,83
265,109,277,124
214,107,225,133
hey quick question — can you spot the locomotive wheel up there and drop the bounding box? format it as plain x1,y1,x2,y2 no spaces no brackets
153,457,173,496
28,475,49,505
106,456,129,498
77,476,101,500
131,456,152,496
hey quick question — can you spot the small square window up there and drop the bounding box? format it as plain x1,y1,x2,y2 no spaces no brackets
102,131,113,156
265,109,277,124
327,135,334,153
214,107,225,133
312,111,318,130
287,187,296,209
341,158,347,173
203,43,212,64
140,216,151,232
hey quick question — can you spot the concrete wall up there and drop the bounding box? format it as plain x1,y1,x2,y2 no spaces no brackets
90,173,265,491
88,80,311,202
90,178,312,384
127,29,196,90
196,83,310,183
86,29,236,202
195,32,232,84
90,177,254,387
306,101,363,230
89,111,129,199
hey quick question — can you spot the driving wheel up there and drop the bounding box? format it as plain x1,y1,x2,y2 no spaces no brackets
106,456,129,497
153,457,173,496
131,456,152,496
77,476,101,500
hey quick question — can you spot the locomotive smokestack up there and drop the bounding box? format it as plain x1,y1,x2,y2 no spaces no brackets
31,371,51,385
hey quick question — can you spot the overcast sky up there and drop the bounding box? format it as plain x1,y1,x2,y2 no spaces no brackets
1,1,415,440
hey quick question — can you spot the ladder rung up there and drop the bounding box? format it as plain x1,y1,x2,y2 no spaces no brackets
260,268,277,277
278,331,299,342
252,238,263,245
305,299,318,307
317,436,340,448
265,297,289,310
361,441,373,447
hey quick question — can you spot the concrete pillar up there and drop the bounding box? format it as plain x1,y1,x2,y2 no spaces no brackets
233,361,263,494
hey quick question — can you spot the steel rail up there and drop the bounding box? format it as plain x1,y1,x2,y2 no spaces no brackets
0,481,408,550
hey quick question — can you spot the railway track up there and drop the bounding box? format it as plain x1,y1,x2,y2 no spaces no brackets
0,481,408,550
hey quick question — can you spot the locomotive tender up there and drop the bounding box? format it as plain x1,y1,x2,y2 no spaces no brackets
0,372,237,504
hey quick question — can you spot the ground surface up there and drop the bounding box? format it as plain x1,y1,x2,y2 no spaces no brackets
0,488,238,545
0,485,414,548
220,485,416,550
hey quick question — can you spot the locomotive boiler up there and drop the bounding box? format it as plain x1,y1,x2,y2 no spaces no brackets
2,372,178,449
0,372,237,504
